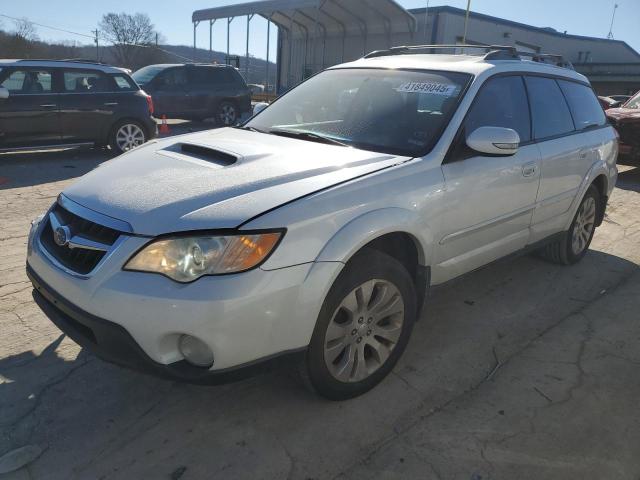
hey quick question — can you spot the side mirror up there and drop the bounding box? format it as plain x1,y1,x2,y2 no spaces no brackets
466,126,520,156
0,87,9,100
253,102,269,115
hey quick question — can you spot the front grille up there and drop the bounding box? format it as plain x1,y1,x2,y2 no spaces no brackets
39,203,122,275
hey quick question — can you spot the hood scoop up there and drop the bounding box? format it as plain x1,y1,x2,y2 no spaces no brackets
179,143,238,166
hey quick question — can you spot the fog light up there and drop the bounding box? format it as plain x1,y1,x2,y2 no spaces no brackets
178,335,214,367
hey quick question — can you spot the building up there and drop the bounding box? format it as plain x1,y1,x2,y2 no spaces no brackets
192,1,640,95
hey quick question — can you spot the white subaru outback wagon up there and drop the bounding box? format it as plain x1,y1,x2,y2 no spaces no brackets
27,45,618,400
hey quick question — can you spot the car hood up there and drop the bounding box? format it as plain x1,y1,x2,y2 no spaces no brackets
606,107,640,124
63,128,409,235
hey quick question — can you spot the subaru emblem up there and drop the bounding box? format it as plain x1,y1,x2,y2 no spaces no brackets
53,225,71,247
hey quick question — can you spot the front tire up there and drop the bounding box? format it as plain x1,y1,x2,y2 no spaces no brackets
538,185,599,265
303,249,416,400
109,120,147,155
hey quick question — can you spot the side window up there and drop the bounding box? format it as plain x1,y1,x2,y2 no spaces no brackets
189,67,215,85
557,80,606,130
158,68,187,88
1,69,52,94
63,70,108,93
112,74,137,91
464,75,531,143
524,76,575,139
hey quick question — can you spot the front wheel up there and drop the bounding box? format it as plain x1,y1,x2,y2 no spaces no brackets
302,249,416,400
109,120,147,155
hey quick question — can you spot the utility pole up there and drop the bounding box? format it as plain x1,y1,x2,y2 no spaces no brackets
607,3,618,39
423,0,430,42
93,29,99,61
155,32,158,47
462,0,471,44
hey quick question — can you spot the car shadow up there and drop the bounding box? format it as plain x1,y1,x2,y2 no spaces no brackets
1,248,638,479
616,165,640,192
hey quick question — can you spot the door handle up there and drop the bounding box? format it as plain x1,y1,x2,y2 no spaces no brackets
522,162,538,177
104,102,118,106
40,104,56,108
579,150,589,159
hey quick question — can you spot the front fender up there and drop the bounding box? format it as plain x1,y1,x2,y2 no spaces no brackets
315,207,432,266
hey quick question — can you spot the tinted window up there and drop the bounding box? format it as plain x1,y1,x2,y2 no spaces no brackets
132,65,168,85
525,76,575,139
112,74,137,91
1,69,52,94
157,67,187,88
558,80,606,129
63,70,108,93
464,75,531,143
190,67,218,84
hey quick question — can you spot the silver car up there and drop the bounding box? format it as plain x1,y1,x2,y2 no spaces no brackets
27,46,618,400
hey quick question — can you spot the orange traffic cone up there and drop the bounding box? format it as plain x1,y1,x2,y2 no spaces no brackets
159,115,170,135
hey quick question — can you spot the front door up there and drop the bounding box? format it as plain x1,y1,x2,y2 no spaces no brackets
0,67,60,148
151,67,190,118
433,75,541,283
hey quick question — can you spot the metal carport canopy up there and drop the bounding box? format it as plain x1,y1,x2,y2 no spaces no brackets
192,0,417,36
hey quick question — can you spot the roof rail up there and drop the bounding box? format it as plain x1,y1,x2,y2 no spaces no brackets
16,58,113,66
364,44,518,59
517,52,574,70
363,44,574,70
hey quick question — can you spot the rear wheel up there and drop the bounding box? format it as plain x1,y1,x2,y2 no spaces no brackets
538,185,599,265
216,101,238,126
109,120,147,155
302,249,416,400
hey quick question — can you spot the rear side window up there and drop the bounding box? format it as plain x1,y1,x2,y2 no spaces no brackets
557,80,606,130
525,76,575,139
465,75,531,143
1,69,52,93
63,70,108,93
112,74,137,91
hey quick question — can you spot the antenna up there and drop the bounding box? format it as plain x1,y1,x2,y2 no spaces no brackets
607,3,618,39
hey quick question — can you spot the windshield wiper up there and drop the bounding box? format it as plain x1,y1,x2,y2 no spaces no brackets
234,125,269,133
268,129,349,147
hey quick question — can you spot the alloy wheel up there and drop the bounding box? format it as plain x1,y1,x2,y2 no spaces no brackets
219,103,237,126
571,196,597,255
116,124,145,152
323,279,405,383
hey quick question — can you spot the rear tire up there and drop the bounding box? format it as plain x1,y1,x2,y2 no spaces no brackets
538,185,599,265
301,248,416,400
216,101,238,126
109,120,147,155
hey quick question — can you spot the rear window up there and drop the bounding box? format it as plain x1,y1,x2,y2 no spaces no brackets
557,80,606,130
112,74,137,91
525,76,575,139
63,70,108,93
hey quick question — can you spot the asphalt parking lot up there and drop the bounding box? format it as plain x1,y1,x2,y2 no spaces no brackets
1,137,639,479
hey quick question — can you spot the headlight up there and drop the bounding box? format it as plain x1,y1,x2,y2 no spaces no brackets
124,231,283,283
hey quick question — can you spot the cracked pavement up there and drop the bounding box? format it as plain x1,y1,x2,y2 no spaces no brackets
0,147,639,480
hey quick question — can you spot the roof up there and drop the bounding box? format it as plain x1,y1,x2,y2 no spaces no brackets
0,59,126,73
332,53,588,83
410,6,640,61
192,0,416,36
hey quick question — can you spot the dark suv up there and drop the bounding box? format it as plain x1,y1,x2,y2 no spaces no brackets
132,64,251,125
0,59,156,154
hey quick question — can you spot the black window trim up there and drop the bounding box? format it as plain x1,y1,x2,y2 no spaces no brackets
0,66,58,95
443,70,611,164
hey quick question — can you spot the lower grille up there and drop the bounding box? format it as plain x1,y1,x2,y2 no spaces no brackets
39,203,122,275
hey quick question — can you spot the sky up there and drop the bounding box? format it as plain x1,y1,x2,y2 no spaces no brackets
1,0,638,62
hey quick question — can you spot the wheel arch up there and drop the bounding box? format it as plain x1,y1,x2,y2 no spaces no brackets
591,174,609,227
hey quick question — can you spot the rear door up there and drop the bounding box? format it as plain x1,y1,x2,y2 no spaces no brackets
526,76,604,242
58,69,115,143
435,75,541,281
0,67,60,148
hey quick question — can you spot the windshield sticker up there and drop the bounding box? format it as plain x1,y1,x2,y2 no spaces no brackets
396,82,458,96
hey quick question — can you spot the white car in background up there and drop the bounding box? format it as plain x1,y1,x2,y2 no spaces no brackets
27,45,617,400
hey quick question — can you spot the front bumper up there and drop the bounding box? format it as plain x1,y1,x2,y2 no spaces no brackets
27,264,306,384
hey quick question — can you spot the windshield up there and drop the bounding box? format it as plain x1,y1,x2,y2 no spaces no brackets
132,65,168,85
623,91,640,109
246,68,471,156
